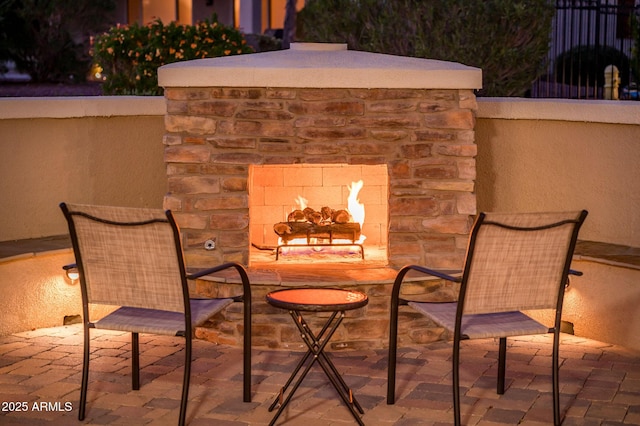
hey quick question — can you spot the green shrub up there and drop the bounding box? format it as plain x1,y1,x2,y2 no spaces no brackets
245,33,282,52
93,16,254,96
555,45,631,87
298,0,554,97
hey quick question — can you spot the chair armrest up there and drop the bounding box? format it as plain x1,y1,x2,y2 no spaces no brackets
391,264,462,307
186,262,252,303
187,263,245,280
403,265,463,283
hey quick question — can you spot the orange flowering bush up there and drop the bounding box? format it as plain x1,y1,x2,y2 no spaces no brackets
93,15,253,95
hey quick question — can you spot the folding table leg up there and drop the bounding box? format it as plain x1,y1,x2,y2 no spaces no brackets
302,314,364,416
314,351,365,419
268,311,339,412
299,312,365,414
268,348,313,412
268,344,324,426
268,310,364,426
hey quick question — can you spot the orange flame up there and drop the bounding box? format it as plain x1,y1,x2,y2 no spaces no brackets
348,180,365,229
279,180,367,251
294,195,308,211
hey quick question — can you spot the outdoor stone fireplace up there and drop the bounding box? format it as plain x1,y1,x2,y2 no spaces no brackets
158,43,482,349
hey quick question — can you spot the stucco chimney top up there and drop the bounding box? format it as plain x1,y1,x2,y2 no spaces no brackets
158,43,482,90
289,42,347,51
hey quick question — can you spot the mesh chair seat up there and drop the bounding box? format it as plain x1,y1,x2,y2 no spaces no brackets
408,301,550,340
94,298,234,335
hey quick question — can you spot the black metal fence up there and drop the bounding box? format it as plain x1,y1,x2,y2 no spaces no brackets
531,0,639,100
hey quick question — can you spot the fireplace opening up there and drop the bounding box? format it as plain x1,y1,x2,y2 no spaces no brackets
248,164,388,265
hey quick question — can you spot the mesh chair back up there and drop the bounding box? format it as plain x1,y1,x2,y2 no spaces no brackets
63,203,186,313
462,211,585,315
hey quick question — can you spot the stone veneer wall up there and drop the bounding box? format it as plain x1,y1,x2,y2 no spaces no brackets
192,276,459,350
162,85,477,350
162,86,478,270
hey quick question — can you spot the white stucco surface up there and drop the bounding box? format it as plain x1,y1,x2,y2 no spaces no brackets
0,96,166,119
478,97,640,125
158,43,483,89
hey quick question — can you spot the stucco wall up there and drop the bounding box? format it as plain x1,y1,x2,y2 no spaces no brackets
1,97,639,350
0,249,117,336
0,98,167,241
476,99,640,247
565,260,640,350
3,97,638,246
522,259,640,352
0,250,79,335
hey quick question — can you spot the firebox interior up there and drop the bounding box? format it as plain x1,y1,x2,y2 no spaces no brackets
248,164,388,265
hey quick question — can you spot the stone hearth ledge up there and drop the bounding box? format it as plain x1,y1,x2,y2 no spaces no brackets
190,264,449,287
158,42,482,89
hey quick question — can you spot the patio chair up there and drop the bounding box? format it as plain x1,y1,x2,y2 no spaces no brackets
387,210,588,426
60,202,252,425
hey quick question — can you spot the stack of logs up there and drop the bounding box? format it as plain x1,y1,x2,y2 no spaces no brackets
274,207,361,243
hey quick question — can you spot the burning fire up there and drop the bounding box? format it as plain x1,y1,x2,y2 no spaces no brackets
278,180,367,255
294,195,308,211
347,180,365,232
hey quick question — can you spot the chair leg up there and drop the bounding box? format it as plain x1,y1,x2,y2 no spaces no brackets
78,324,90,421
132,332,140,390
497,337,506,395
179,334,192,426
453,337,462,426
243,296,252,402
386,294,400,404
552,331,561,426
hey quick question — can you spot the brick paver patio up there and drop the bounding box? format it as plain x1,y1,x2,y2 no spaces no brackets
1,324,639,425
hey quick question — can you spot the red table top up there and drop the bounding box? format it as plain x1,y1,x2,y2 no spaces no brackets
266,288,368,312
